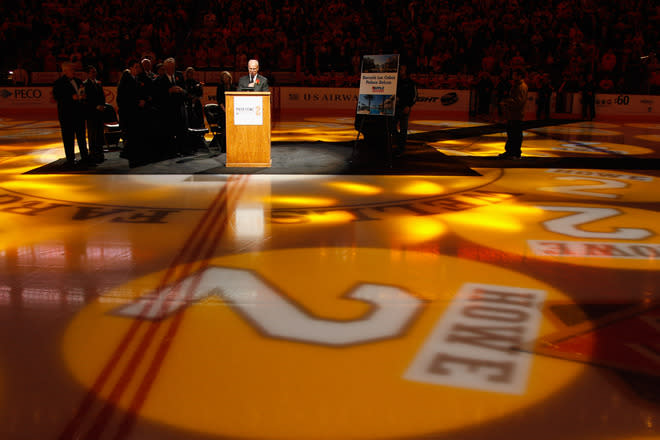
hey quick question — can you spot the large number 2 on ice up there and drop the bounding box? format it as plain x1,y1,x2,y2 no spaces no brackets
536,206,653,240
113,266,424,347
539,177,627,199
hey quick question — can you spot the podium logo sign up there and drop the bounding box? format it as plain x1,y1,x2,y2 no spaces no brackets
234,96,263,125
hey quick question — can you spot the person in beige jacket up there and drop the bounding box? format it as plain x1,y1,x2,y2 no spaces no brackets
498,68,528,159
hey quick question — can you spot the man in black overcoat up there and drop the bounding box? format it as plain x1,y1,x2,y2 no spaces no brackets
83,66,106,163
53,62,89,167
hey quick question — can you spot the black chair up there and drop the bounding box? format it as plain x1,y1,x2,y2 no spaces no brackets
204,103,225,152
185,99,209,152
187,124,209,152
102,103,122,150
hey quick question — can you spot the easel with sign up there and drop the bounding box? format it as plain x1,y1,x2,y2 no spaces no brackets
351,54,400,169
352,114,395,168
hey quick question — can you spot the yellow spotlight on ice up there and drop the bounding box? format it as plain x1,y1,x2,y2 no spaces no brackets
268,195,337,207
493,204,546,216
395,217,448,243
438,140,468,145
445,211,523,232
398,180,445,195
307,210,356,224
1,180,78,192
326,181,383,195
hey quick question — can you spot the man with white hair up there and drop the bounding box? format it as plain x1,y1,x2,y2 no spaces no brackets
53,62,90,168
237,59,269,91
155,57,189,155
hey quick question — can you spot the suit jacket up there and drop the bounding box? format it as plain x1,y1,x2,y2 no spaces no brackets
117,70,140,114
216,82,235,108
237,74,269,92
154,71,187,109
501,79,528,121
137,71,157,105
396,77,418,110
53,75,85,121
83,78,105,115
154,71,188,131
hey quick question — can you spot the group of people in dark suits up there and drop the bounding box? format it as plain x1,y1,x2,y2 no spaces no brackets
53,58,269,168
52,63,106,168
115,57,206,166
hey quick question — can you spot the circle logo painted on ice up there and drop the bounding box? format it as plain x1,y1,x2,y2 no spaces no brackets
443,202,659,270
62,248,583,439
490,168,658,203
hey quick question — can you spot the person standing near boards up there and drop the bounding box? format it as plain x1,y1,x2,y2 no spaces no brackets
53,62,90,168
498,68,528,159
394,64,418,156
83,65,106,164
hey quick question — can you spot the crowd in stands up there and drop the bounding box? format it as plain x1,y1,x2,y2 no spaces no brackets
1,0,659,93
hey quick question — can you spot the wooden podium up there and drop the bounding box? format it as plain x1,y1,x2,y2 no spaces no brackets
225,91,271,167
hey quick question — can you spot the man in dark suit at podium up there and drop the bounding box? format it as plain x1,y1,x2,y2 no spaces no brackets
237,59,269,91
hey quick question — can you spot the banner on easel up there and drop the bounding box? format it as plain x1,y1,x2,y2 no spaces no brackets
356,54,399,116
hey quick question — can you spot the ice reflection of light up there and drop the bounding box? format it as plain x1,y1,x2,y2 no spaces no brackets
85,244,134,269
398,180,445,195
233,177,269,241
429,138,555,158
36,149,63,164
12,242,135,270
432,140,505,157
491,204,545,216
307,210,356,224
636,135,660,142
395,217,448,243
484,131,535,138
0,286,10,305
438,140,469,145
21,288,62,305
445,210,523,232
268,195,337,206
18,244,66,268
430,148,472,156
326,181,383,195
32,142,64,150
480,142,506,148
0,159,41,174
646,416,654,429
98,287,141,303
2,180,81,192
234,207,265,239
530,126,620,136
411,120,486,128
271,122,358,143
626,123,660,129
66,288,86,304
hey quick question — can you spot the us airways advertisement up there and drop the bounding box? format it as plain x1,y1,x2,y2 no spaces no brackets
357,54,399,116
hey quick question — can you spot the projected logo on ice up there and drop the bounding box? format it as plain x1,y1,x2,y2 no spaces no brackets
62,248,583,439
